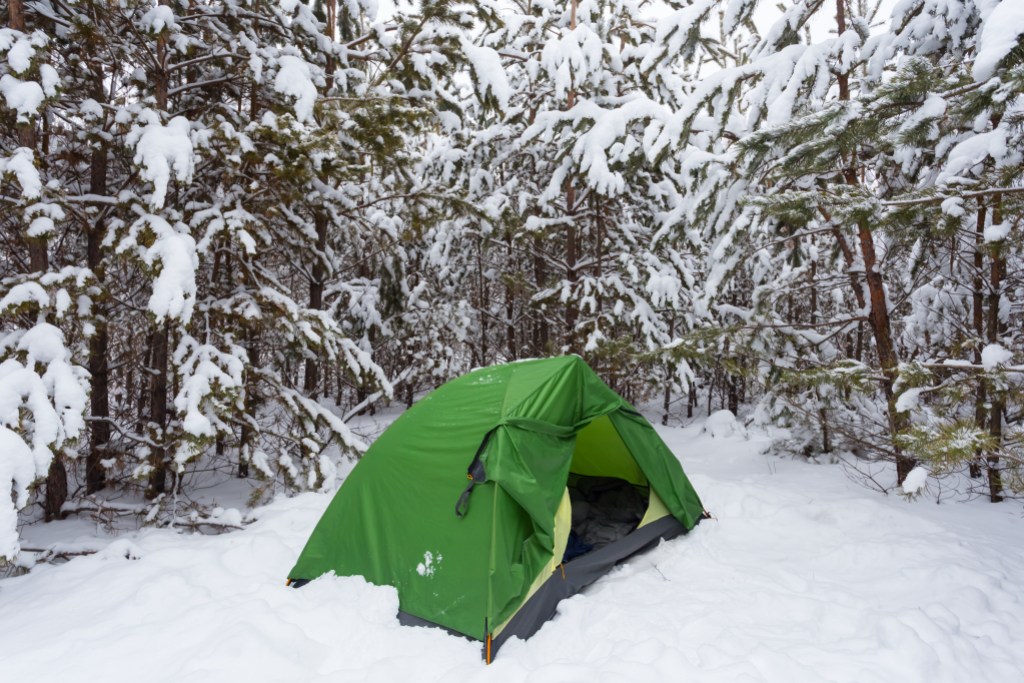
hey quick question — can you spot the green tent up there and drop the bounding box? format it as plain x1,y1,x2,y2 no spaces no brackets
288,355,706,659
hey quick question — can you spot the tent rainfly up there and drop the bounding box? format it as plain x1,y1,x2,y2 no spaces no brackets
288,355,707,661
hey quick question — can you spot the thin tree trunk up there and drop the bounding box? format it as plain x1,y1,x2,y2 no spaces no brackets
305,212,328,397
239,331,259,479
475,234,488,366
9,0,39,219
810,256,830,452
663,315,675,426
707,373,714,416
564,196,578,351
986,195,1004,502
86,223,110,491
44,457,67,521
335,364,343,407
147,13,171,499
304,0,337,397
836,0,912,483
972,204,987,479
506,231,516,360
724,334,739,415
856,216,913,481
532,234,549,354
563,0,579,352
86,66,110,492
147,320,169,498
13,0,67,516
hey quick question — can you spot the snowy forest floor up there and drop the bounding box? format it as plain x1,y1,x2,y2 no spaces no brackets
3,416,1024,682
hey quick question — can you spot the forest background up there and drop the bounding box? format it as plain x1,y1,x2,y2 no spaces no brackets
2,0,1023,562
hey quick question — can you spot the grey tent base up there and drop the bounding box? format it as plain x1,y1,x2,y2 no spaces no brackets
396,514,696,659
397,610,471,639
488,514,691,658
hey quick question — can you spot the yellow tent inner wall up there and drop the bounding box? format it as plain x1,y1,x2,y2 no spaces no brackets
571,414,647,485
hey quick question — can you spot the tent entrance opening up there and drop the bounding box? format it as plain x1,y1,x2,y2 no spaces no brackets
564,475,648,561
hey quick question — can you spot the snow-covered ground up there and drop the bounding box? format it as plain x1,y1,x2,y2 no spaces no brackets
3,417,1023,682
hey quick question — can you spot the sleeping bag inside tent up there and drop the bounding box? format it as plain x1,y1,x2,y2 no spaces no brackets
288,355,706,660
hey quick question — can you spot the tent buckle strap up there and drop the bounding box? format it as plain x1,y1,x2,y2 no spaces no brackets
455,481,475,518
455,428,493,518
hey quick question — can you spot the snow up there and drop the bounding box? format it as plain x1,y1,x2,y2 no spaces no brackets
938,127,1015,184
540,24,606,100
703,409,745,438
131,115,195,208
0,147,42,198
274,55,319,123
0,281,48,310
0,427,34,558
172,336,245,442
974,1,1024,81
895,387,924,413
983,222,1010,243
126,214,198,322
0,75,45,118
461,39,510,110
981,343,1013,370
39,64,59,96
141,5,178,34
3,418,1024,681
902,466,929,495
208,507,243,528
0,323,88,559
415,550,441,577
0,28,48,75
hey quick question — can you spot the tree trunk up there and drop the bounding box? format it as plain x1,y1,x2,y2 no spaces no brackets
505,231,516,360
663,315,675,427
9,1,40,241
12,0,67,515
809,255,831,453
819,407,832,454
475,235,488,366
662,379,672,426
86,70,110,492
563,0,579,352
836,0,911,483
335,364,343,407
239,329,260,478
564,198,578,351
43,457,67,521
728,377,739,415
856,216,913,482
305,213,328,397
971,204,987,479
532,234,549,354
986,196,1004,502
146,6,171,500
147,320,169,498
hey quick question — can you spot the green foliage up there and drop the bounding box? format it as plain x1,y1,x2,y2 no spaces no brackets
897,420,995,476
